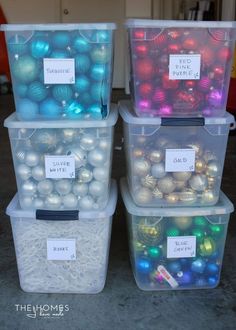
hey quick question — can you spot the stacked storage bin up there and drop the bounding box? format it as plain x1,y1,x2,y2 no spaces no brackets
2,23,118,293
120,19,236,290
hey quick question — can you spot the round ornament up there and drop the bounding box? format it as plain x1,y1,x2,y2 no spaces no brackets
50,50,69,58
37,179,54,196
61,128,77,143
157,175,176,194
27,81,48,102
148,246,162,259
65,145,87,168
135,58,154,80
90,64,106,81
199,237,216,257
21,179,37,196
168,261,181,274
195,159,206,173
80,134,97,151
208,224,223,237
207,89,223,107
32,165,45,181
31,129,58,152
52,85,73,102
134,187,153,204
91,46,110,64
93,167,108,182
52,32,71,49
73,182,88,197
31,38,51,58
8,35,28,55
179,189,197,203
18,99,39,120
33,198,44,209
191,258,206,274
88,148,107,167
191,227,205,241
189,174,208,192
78,167,93,183
151,163,166,179
24,150,40,167
147,149,163,163
73,76,90,93
205,263,219,275
45,193,62,209
89,180,106,198
194,216,208,227
55,179,72,195
16,164,32,181
137,217,163,246
165,193,179,204
138,83,153,98
62,193,78,209
64,100,84,119
141,175,157,189
78,195,95,211
73,36,91,53
172,172,191,181
39,98,61,118
15,84,28,98
12,55,39,83
206,161,221,177
174,217,192,230
136,257,152,274
75,54,90,74
166,226,180,237
201,189,218,204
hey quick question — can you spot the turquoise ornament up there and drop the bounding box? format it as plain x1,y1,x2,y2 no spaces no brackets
27,81,48,102
39,98,61,118
52,85,73,102
17,99,39,120
64,100,84,119
87,104,102,119
91,83,108,102
191,258,206,274
52,32,71,49
96,30,111,43
74,76,90,93
50,50,70,58
31,38,51,58
12,55,39,83
8,35,28,55
91,46,110,64
73,36,91,53
75,54,90,74
15,84,28,97
90,64,106,81
80,92,92,105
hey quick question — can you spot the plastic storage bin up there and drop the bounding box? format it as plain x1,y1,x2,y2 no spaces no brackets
119,100,235,207
1,23,116,120
121,178,234,291
6,180,117,293
4,104,118,211
126,19,236,117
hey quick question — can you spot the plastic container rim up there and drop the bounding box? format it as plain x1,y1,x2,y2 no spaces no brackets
1,23,116,31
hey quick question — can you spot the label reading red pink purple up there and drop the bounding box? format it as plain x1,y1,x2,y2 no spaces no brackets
169,54,201,80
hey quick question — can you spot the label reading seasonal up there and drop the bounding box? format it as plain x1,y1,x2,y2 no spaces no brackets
47,238,76,261
45,155,75,179
43,58,75,84
165,149,195,172
169,54,201,80
167,236,196,258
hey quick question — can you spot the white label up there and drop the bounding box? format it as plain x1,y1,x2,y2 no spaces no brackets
47,238,76,261
45,155,75,179
167,236,196,258
169,54,201,80
43,58,75,84
165,149,195,172
157,265,179,288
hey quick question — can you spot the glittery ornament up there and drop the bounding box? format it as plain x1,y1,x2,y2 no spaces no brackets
52,85,73,102
141,175,157,189
18,99,39,120
199,237,216,257
137,217,163,246
135,58,154,80
73,76,90,93
152,187,163,199
39,98,61,118
134,187,152,204
31,38,51,58
172,172,191,182
27,81,48,102
75,54,90,74
197,76,211,92
191,258,206,274
31,129,58,152
157,175,176,194
52,31,71,49
174,217,192,230
91,46,110,64
151,163,166,179
8,35,28,55
12,55,39,83
189,174,207,192
73,36,91,53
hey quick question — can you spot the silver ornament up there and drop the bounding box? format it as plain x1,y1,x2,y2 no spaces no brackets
141,175,157,189
45,193,62,209
32,165,45,181
78,167,93,183
21,179,37,196
80,134,97,151
55,179,72,195
54,144,65,155
15,149,26,163
134,187,152,205
88,148,107,167
31,129,58,152
174,180,186,190
16,164,32,181
89,180,106,198
72,182,88,197
78,195,95,211
189,174,208,192
206,161,221,178
151,163,166,179
33,198,44,209
37,179,54,195
20,195,33,209
157,176,176,194
62,193,78,209
200,189,218,204
93,167,108,182
133,159,151,177
61,128,77,143
172,172,191,181
165,193,179,204
148,149,163,163
98,138,110,151
24,150,40,167
65,145,87,168
152,187,163,199
156,136,170,148
203,150,217,163
179,189,197,203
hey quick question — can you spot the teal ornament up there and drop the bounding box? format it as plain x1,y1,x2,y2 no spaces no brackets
74,76,90,93
64,100,84,119
31,38,51,58
96,30,111,43
39,98,61,118
27,81,48,102
191,258,206,274
80,92,92,105
75,54,90,74
8,35,28,55
12,55,39,83
17,99,39,120
15,84,28,97
87,104,102,119
91,83,108,102
90,64,106,81
73,36,91,53
91,46,110,64
31,129,58,152
52,32,71,49
52,85,73,102
50,50,70,58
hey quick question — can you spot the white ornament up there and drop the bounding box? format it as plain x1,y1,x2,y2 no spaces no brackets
78,167,93,183
21,180,37,196
65,145,87,168
93,167,108,182
55,179,72,195
37,179,54,196
33,198,45,209
89,181,106,198
62,193,78,209
151,163,166,179
32,165,45,181
24,150,40,167
80,134,97,151
45,193,62,209
61,128,77,143
88,148,107,167
20,195,33,209
78,195,94,210
98,138,110,151
73,182,88,197
16,164,31,181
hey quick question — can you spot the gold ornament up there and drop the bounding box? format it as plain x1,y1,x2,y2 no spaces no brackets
134,187,152,205
133,159,151,177
206,161,221,178
174,180,186,190
179,189,197,203
201,189,218,204
157,175,176,194
137,217,163,245
152,187,163,199
141,175,157,189
195,158,206,173
189,174,208,192
174,217,192,230
165,193,179,204
148,149,163,163
136,135,147,145
172,172,191,181
186,140,203,157
199,237,216,256
207,176,216,189
132,148,145,158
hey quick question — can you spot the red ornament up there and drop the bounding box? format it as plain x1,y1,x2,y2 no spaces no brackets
183,37,198,50
197,76,211,92
168,43,181,54
218,47,232,62
154,33,168,49
173,90,201,111
162,73,179,89
133,29,145,40
138,82,153,98
185,81,196,89
213,65,225,80
135,58,154,80
199,46,214,66
134,42,149,57
153,88,166,104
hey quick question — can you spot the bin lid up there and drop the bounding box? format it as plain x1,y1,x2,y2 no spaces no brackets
120,178,234,217
6,180,117,220
4,104,118,129
119,100,235,126
1,23,116,31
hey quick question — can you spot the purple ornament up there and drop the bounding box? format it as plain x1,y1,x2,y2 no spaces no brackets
195,277,208,287
202,107,212,116
207,89,223,107
158,104,173,116
138,99,152,113
176,271,193,286
197,76,211,92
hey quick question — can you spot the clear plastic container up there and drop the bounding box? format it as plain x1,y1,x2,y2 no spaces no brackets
119,100,235,207
4,105,118,211
6,180,117,294
1,23,116,120
120,178,234,291
126,19,236,117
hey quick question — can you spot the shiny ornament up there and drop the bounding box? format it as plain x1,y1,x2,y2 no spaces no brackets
20,196,33,209
194,216,207,228
138,83,153,98
166,226,180,237
191,228,205,241
168,43,181,53
148,247,162,259
73,182,88,197
206,161,221,177
93,167,108,182
24,150,40,167
141,175,157,189
133,159,151,177
37,179,54,196
65,145,87,168
189,174,207,192
31,38,51,58
16,164,32,181
61,128,77,143
156,136,170,149
62,193,78,209
89,180,106,198
162,73,179,89
80,134,97,151
179,189,197,203
148,149,163,163
135,58,154,80
136,135,147,146
91,46,110,64
27,81,48,102
207,89,223,107
165,193,179,204
52,32,70,49
134,42,149,57
64,100,84,119
183,37,198,50
31,129,58,152
45,193,62,209
195,159,206,173
213,65,224,80
55,179,72,195
191,258,206,274
78,195,94,211
174,217,192,230
18,99,39,120
152,187,163,199
208,225,223,237
168,261,181,274
199,237,216,257
88,148,107,167
199,46,214,66
75,54,90,74
134,187,152,204
87,104,104,119
151,163,166,179
91,64,106,81
137,100,152,112
39,98,61,118
32,165,45,181
52,85,73,102
158,104,173,116
133,29,145,39
78,167,93,183
157,175,176,194
205,263,219,275
137,217,163,246
176,271,193,286
207,176,216,189
136,257,152,274
153,88,166,104
172,172,191,182
201,189,218,204
207,276,218,287
21,179,37,196
8,35,28,55
132,148,145,158
73,36,91,53
218,46,231,61
12,55,39,83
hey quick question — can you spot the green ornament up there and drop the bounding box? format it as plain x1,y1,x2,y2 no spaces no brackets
12,55,39,84
148,246,162,259
192,227,205,241
208,224,223,237
134,240,146,253
194,216,208,228
166,227,180,237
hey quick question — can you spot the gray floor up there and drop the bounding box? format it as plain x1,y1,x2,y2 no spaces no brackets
0,91,236,330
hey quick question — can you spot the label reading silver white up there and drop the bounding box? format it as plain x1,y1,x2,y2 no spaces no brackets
47,238,76,261
169,54,201,80
45,155,75,179
165,149,195,172
43,58,75,84
167,236,196,258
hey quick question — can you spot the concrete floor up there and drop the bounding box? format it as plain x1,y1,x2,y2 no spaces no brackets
0,91,236,330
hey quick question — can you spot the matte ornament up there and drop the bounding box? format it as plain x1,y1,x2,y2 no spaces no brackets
151,163,166,179
16,164,31,181
88,148,107,167
18,99,39,120
73,76,90,93
206,263,219,275
191,258,206,273
12,55,39,83
37,179,54,195
52,32,71,49
207,276,218,287
62,193,78,209
50,50,69,58
176,271,193,285
138,83,153,98
31,38,51,58
91,64,106,81
172,172,191,182
45,193,62,209
39,98,61,118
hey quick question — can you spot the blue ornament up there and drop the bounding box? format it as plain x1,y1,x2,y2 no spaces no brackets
17,98,39,120
191,258,206,274
207,276,218,287
52,32,71,49
31,38,51,58
209,250,220,260
15,84,28,97
50,50,70,58
205,263,219,275
74,76,90,93
27,81,48,102
73,36,91,53
80,92,92,105
90,83,108,103
179,258,190,268
195,277,208,287
87,104,102,119
90,64,106,81
12,55,39,83
39,98,61,118
75,54,90,74
64,100,84,119
8,35,28,55
136,257,152,274
168,261,182,274
96,30,111,43
52,85,73,102
91,46,110,64
177,271,193,286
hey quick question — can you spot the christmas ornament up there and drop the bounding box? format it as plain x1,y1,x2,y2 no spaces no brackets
138,83,153,98
134,187,152,204
24,150,40,167
89,180,106,198
208,225,223,237
168,261,181,274
148,246,162,259
148,150,163,163
137,100,152,112
61,128,77,143
195,159,206,173
157,176,176,194
15,84,28,98
133,159,151,177
31,129,58,152
205,263,219,275
199,237,216,256
206,161,221,177
33,198,44,209
45,193,62,209
151,163,166,179
55,179,72,195
12,55,39,83
31,38,51,58
166,226,180,237
39,98,61,118
91,46,110,64
21,179,37,196
32,165,45,181
201,189,218,204
189,174,207,192
16,164,32,181
52,85,73,102
64,100,84,119
174,217,192,230
179,189,197,203
50,50,69,58
37,179,54,196
207,89,223,107
78,167,93,183
137,217,163,246
75,54,90,74
90,64,106,81
141,175,157,189
18,99,39,120
207,276,218,287
88,148,107,167
73,36,91,53
191,228,205,241
191,258,206,273
27,81,48,102
194,216,207,228
62,193,78,209
73,182,88,197
162,73,179,89
78,195,94,211
153,88,166,104
80,134,97,151
135,58,154,80
93,167,108,182
136,257,152,274
65,145,87,168
172,172,191,181
52,31,71,49
165,193,179,204
152,187,163,199
176,271,193,285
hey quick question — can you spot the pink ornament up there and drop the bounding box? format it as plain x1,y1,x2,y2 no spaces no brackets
197,76,211,92
202,107,213,116
138,99,152,112
138,82,153,98
207,89,223,107
158,104,173,116
153,88,166,104
155,272,164,283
